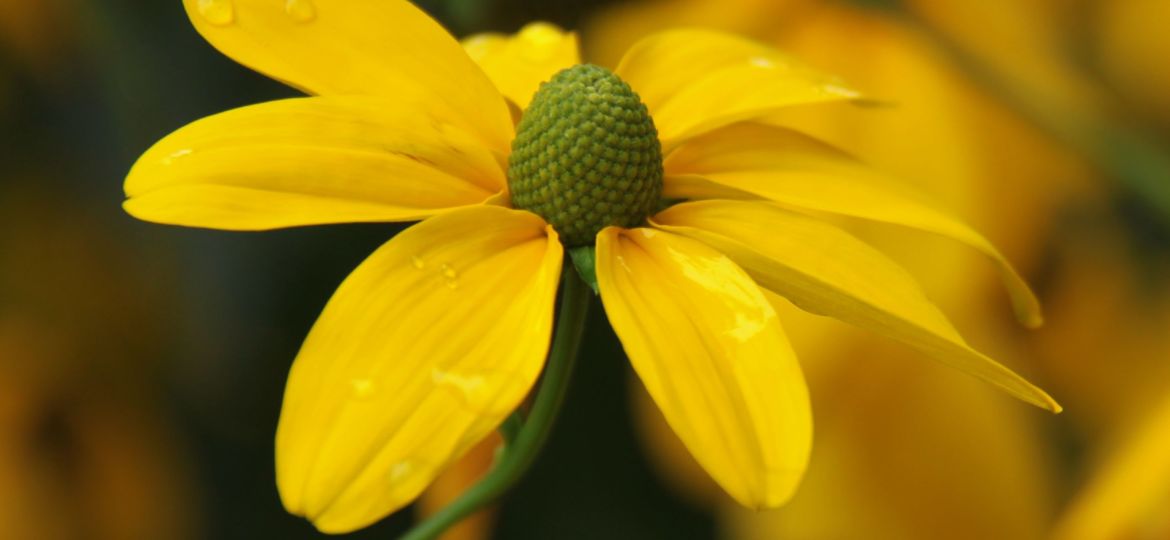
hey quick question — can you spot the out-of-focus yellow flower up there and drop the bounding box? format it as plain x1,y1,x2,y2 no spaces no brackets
1095,0,1170,125
901,0,1108,122
1031,225,1170,435
723,338,1056,540
0,0,71,72
1054,388,1170,540
127,0,1055,532
416,434,501,540
0,186,197,540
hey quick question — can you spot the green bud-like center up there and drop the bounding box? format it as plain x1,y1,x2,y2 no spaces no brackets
508,64,664,246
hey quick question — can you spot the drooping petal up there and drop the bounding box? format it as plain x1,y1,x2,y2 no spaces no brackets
182,0,512,153
463,23,580,110
614,29,861,148
653,200,1059,412
595,227,812,509
124,96,505,230
663,122,1043,328
276,206,563,533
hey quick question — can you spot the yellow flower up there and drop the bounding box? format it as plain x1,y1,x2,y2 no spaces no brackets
125,0,1058,533
1096,0,1170,128
0,186,197,540
1053,388,1170,540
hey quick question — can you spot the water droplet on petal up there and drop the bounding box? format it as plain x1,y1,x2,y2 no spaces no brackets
388,460,415,483
440,263,459,289
161,148,193,165
410,255,426,270
386,458,436,494
350,378,375,400
749,56,775,69
196,0,235,26
284,0,316,23
727,312,768,343
432,368,494,412
824,83,861,98
431,367,526,416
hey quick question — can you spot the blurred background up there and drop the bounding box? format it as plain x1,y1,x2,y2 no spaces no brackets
1,0,1168,538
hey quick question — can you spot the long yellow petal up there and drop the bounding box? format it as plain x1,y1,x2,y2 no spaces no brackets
614,29,861,149
182,0,512,153
663,122,1043,328
463,23,580,110
595,227,811,509
276,206,563,533
124,96,504,230
653,200,1059,412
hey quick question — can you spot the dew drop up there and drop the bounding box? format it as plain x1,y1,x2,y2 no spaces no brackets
284,0,316,23
161,148,193,165
349,378,375,400
824,83,861,98
410,255,426,270
432,368,491,412
388,460,415,483
440,263,459,289
430,368,523,416
749,56,775,69
196,0,235,26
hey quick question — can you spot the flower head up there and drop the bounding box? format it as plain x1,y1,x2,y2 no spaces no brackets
126,0,1058,533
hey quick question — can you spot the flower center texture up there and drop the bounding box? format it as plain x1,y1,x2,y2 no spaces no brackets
508,64,664,246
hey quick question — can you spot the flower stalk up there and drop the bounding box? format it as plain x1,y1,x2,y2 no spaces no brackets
400,265,591,540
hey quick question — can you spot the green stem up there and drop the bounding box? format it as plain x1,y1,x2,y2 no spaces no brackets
498,412,524,448
400,266,591,540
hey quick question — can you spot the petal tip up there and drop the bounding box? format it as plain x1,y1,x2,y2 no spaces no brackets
1023,312,1045,330
1030,389,1062,414
121,197,153,223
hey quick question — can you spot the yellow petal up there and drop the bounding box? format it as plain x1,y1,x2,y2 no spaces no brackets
462,23,580,110
663,122,1043,328
182,0,512,153
275,206,562,533
653,200,1059,412
595,227,811,508
614,29,861,149
124,96,504,230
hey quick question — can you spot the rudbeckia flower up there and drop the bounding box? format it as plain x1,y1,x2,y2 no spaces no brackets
125,0,1059,533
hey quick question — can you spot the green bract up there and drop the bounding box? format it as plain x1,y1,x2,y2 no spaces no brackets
508,64,664,246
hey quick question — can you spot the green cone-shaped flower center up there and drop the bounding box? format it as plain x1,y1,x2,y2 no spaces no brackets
508,64,663,246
